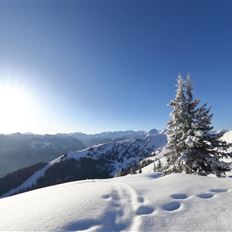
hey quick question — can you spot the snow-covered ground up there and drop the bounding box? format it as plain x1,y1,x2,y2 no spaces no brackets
222,130,232,152
1,173,232,231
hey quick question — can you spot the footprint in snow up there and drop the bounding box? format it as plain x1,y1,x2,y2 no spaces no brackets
209,188,228,193
196,188,229,199
63,219,101,231
161,188,229,214
170,193,189,200
159,193,188,213
135,205,155,216
137,196,145,203
102,194,111,200
196,193,214,199
112,202,121,207
111,190,120,201
161,201,181,212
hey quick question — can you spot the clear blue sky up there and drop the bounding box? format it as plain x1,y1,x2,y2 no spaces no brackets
0,1,232,134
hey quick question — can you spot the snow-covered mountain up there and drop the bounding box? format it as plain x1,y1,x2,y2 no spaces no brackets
0,129,167,198
0,130,150,178
1,172,232,231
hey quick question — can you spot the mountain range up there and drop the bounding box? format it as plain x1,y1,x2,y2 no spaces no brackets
0,130,148,178
0,129,167,197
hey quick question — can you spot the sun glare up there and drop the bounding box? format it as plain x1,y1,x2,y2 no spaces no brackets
0,82,38,133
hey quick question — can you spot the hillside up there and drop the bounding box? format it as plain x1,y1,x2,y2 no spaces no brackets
1,173,232,231
0,129,167,197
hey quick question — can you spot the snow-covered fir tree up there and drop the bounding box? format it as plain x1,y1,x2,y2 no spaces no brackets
164,74,188,168
164,74,232,177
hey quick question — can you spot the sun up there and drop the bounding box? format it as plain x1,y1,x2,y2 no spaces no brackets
0,85,27,113
0,82,37,133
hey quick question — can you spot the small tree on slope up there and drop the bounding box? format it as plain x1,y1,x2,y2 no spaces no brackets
164,74,232,177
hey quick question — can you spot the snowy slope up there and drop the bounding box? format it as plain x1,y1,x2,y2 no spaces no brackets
66,129,166,174
1,173,232,231
1,130,167,197
222,130,232,150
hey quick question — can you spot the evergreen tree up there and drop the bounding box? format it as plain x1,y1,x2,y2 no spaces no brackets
165,74,188,169
153,161,157,172
153,159,162,172
139,165,142,173
157,160,162,171
164,74,232,177
129,166,136,175
115,169,122,177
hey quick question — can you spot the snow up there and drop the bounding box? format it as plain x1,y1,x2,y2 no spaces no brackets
220,130,232,167
222,130,232,143
1,173,232,231
222,130,232,152
140,162,155,174
140,147,168,174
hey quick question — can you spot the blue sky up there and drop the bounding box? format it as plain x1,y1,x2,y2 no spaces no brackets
0,1,232,133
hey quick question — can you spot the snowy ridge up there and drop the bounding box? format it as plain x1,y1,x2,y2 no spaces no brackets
1,173,232,231
66,129,166,169
2,164,50,197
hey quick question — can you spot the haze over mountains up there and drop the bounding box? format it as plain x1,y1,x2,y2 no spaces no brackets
0,133,85,177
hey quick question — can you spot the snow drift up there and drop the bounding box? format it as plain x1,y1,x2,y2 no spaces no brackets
1,173,232,231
